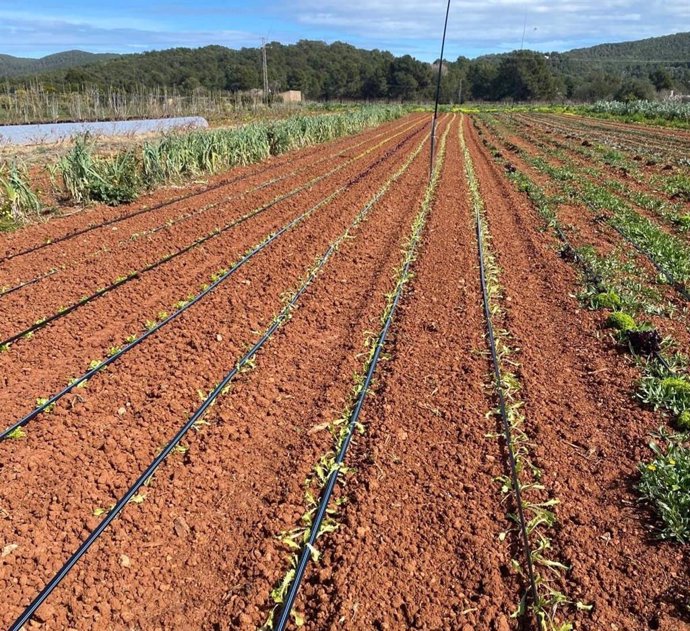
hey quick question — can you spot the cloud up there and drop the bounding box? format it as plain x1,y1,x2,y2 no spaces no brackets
0,0,686,60
0,13,259,55
291,0,688,57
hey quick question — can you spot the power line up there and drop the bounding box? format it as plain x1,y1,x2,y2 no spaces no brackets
429,0,451,179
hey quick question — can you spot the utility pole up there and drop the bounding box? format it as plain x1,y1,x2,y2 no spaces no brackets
261,37,269,104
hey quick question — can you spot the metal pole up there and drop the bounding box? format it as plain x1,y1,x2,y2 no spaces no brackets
261,38,269,103
430,0,452,179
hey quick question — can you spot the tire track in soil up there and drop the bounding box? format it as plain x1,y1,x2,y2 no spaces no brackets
0,116,448,630
0,117,425,323
290,116,519,631
465,115,690,630
0,114,422,263
0,119,430,421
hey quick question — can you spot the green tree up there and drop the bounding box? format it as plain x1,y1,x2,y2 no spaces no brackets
649,67,674,91
493,51,557,101
614,77,656,102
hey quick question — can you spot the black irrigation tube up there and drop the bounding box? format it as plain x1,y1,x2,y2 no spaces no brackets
0,268,59,299
6,127,420,629
273,201,423,631
472,159,541,628
0,117,420,295
0,126,425,439
428,0,451,179
0,124,424,350
0,115,415,266
271,116,450,631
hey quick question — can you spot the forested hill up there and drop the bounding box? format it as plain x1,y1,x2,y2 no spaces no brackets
1,33,689,103
0,51,119,78
563,32,690,62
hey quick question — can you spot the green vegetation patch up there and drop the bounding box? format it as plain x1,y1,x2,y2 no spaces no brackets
639,438,690,543
606,311,636,332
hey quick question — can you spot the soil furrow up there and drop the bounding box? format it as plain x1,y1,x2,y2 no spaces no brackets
465,115,690,630
0,115,422,262
0,116,447,629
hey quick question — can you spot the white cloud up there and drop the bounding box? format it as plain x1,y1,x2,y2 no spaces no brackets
292,0,688,57
0,14,258,55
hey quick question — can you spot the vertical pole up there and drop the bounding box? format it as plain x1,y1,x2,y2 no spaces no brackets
430,0,452,180
262,38,269,103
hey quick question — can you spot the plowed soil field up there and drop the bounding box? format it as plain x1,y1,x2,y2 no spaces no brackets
2,112,689,631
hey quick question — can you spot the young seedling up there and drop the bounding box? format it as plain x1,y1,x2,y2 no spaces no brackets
639,436,690,543
6,427,26,440
35,397,56,413
606,312,636,332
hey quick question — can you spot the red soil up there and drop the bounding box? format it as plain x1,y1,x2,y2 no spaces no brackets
1,111,688,631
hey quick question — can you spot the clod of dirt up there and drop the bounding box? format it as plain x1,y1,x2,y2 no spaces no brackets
173,516,191,537
626,328,662,355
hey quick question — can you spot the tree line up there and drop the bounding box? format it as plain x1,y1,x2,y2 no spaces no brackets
3,36,689,104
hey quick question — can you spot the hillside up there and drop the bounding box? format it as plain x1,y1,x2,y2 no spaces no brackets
563,32,690,62
0,32,688,105
0,50,119,78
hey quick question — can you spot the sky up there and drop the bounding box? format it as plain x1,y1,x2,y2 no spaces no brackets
0,0,687,61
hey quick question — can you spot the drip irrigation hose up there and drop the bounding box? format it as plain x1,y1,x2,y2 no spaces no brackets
429,0,451,179
0,126,425,440
0,124,424,351
0,116,415,266
0,268,59,299
273,199,421,631
272,119,447,631
475,196,541,628
6,132,420,630
0,118,421,300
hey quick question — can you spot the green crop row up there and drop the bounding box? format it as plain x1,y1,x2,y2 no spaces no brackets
0,105,405,222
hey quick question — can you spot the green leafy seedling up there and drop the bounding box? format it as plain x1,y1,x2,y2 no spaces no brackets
6,427,26,440
606,312,636,332
593,291,622,310
36,397,56,413
677,410,690,432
